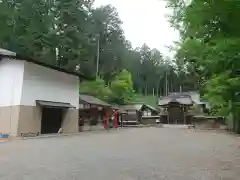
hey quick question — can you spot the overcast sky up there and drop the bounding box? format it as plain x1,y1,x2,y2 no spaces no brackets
94,0,179,56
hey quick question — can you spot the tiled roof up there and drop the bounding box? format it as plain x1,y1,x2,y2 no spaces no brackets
0,48,89,79
79,94,111,107
0,48,16,56
158,94,193,106
120,104,143,111
119,104,158,112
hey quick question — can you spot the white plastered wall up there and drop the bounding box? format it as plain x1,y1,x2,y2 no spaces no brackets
20,61,79,108
0,58,24,106
0,58,79,135
0,58,24,135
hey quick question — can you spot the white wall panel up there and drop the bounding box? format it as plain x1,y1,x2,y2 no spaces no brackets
0,59,24,106
21,62,79,108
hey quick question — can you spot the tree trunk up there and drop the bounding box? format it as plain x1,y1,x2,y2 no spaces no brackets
235,112,240,134
145,82,148,96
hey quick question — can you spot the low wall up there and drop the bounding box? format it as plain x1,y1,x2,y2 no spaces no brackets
141,118,157,125
193,116,227,130
194,121,227,130
141,116,159,125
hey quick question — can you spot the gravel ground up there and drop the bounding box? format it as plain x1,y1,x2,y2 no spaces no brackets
0,128,240,180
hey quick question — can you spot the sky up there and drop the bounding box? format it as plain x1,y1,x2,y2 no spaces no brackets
93,0,179,57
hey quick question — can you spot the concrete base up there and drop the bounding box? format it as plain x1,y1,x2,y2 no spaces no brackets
141,119,157,125
0,106,21,136
194,121,222,130
0,105,79,137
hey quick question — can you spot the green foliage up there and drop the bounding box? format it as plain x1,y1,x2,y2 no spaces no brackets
80,78,112,102
0,0,55,61
80,70,135,105
54,0,92,69
134,94,158,108
86,4,127,80
0,0,197,105
166,0,240,132
203,73,230,116
110,70,134,104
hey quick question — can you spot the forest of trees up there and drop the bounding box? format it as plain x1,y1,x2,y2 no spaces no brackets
165,0,240,132
1,0,238,130
0,0,196,104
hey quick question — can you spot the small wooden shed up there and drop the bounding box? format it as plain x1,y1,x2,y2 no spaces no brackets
79,94,112,130
119,103,159,126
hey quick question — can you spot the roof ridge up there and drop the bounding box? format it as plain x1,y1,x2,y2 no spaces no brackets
0,48,91,79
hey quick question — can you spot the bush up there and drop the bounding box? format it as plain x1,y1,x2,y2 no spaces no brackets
80,78,112,102
79,70,135,105
110,69,134,104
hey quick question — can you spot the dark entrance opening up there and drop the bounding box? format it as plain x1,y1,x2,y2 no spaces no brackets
168,105,181,124
36,100,75,135
41,107,64,134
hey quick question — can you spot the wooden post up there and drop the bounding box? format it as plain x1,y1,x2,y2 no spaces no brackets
167,107,170,124
183,105,186,125
165,71,168,96
96,35,100,79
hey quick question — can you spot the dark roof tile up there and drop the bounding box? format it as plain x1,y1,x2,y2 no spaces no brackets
79,94,111,107
0,48,91,79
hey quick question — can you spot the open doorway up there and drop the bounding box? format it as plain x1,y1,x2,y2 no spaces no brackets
36,100,75,135
41,107,64,134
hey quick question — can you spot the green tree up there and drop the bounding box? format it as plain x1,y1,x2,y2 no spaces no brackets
80,78,112,102
110,69,134,104
53,0,93,70
0,0,55,61
91,5,127,82
0,0,195,106
166,0,240,132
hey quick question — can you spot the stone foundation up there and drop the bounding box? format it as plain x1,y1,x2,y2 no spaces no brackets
141,118,157,125
18,105,42,136
0,105,79,137
0,106,20,136
62,108,79,133
194,121,221,129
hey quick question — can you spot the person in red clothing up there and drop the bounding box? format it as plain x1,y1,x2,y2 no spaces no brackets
104,110,110,129
113,109,119,129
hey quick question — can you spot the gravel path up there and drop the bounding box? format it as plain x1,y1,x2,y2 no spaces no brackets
0,128,240,180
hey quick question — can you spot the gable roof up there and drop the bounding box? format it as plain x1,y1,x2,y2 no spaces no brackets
0,48,16,56
119,103,158,112
158,94,193,106
169,91,209,105
79,94,111,107
142,104,158,112
120,104,143,111
0,48,90,79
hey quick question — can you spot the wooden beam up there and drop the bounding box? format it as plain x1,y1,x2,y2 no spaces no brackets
183,105,186,125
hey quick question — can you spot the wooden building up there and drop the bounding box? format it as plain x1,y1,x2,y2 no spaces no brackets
158,93,193,124
79,94,111,131
0,48,85,137
120,104,159,126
